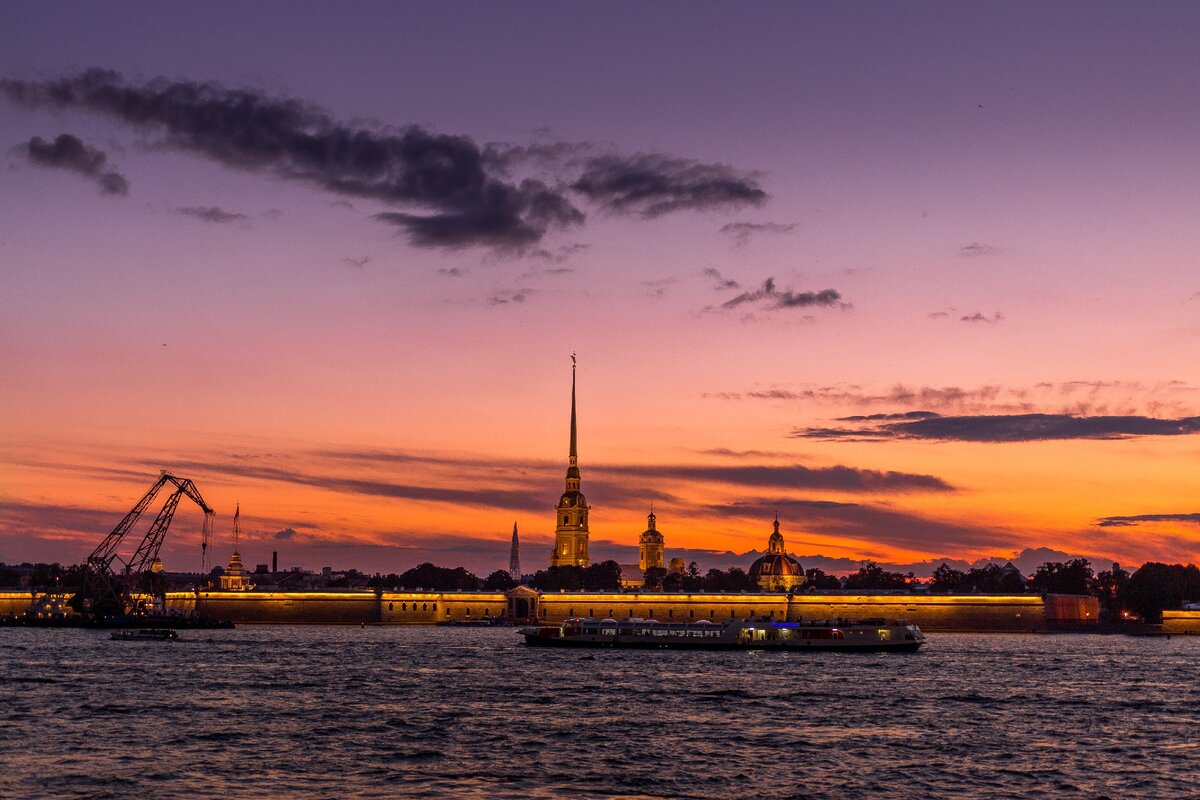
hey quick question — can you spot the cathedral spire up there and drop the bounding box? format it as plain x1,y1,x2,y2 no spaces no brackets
569,352,577,466
509,521,521,580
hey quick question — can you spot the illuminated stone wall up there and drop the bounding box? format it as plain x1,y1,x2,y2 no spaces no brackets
0,591,34,616
1162,610,1200,635
0,589,1058,631
532,592,1047,631
165,590,508,624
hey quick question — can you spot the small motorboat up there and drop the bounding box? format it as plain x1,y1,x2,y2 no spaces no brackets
110,628,179,641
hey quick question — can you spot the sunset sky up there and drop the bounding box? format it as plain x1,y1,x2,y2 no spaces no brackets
2,2,1198,577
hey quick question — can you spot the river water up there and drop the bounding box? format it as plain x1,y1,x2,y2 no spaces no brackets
1,627,1198,799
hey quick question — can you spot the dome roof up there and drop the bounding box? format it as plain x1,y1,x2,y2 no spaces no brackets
640,529,664,544
749,552,803,578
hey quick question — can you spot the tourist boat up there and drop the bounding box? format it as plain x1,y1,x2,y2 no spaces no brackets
519,617,926,652
110,628,179,641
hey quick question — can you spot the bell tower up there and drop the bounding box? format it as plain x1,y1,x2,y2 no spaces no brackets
550,355,590,567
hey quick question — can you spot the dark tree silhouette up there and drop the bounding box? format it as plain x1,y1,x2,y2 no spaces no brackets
482,570,517,591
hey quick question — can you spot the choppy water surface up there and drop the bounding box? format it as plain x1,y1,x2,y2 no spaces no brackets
2,628,1199,799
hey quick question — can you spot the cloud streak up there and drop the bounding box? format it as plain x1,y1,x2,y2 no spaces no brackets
793,412,1200,443
718,221,796,246
572,153,765,217
1095,513,1200,528
171,205,247,224
23,133,128,195
721,278,844,311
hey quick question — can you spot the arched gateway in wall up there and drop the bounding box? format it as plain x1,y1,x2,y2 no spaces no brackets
505,585,540,621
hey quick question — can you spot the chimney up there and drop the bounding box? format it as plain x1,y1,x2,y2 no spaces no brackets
272,551,278,573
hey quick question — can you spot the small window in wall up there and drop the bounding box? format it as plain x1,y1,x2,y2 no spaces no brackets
589,608,594,616
570,608,574,616
689,609,694,619
466,608,471,616
710,610,715,619
422,603,427,611
388,602,394,611
542,608,547,619
628,609,633,618
445,608,451,616
668,610,673,618
730,609,735,618
608,609,613,618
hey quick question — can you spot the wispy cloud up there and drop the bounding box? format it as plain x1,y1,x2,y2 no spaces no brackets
960,311,1003,324
572,153,765,217
720,278,845,312
959,242,1000,257
1095,513,1200,528
171,205,248,224
718,221,796,247
488,288,533,305
702,267,740,291
22,133,128,195
343,256,369,269
793,412,1200,443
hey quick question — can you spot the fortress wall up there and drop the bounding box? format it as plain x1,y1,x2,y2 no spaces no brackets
0,591,33,616
166,591,510,624
101,590,1049,631
534,592,1046,631
535,592,788,624
1044,594,1100,623
788,594,1045,631
170,591,383,624
1162,610,1200,635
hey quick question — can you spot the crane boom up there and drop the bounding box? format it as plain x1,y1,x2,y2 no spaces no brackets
86,472,172,574
127,477,214,575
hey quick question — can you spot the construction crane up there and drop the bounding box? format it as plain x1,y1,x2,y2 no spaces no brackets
79,471,215,618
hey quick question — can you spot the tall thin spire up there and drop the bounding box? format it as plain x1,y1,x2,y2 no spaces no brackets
233,503,241,552
509,521,521,580
569,352,577,466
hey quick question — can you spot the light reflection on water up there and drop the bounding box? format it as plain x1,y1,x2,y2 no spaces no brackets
2,627,1200,799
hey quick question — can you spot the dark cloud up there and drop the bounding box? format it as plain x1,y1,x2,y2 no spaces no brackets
792,412,1200,443
837,411,940,422
927,310,952,319
718,221,796,246
697,448,793,459
23,133,128,195
959,242,1000,257
961,311,1003,324
1095,513,1200,528
529,243,588,263
343,256,369,269
488,288,532,305
606,463,952,493
437,267,465,277
700,498,1012,553
2,69,583,251
702,267,740,291
3,69,767,252
572,153,765,217
273,528,299,540
722,278,844,311
705,381,1199,418
171,205,247,224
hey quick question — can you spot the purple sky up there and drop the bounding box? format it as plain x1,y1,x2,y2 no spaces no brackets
2,2,1198,576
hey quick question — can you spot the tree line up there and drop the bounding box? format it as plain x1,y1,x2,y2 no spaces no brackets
7,558,1200,622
